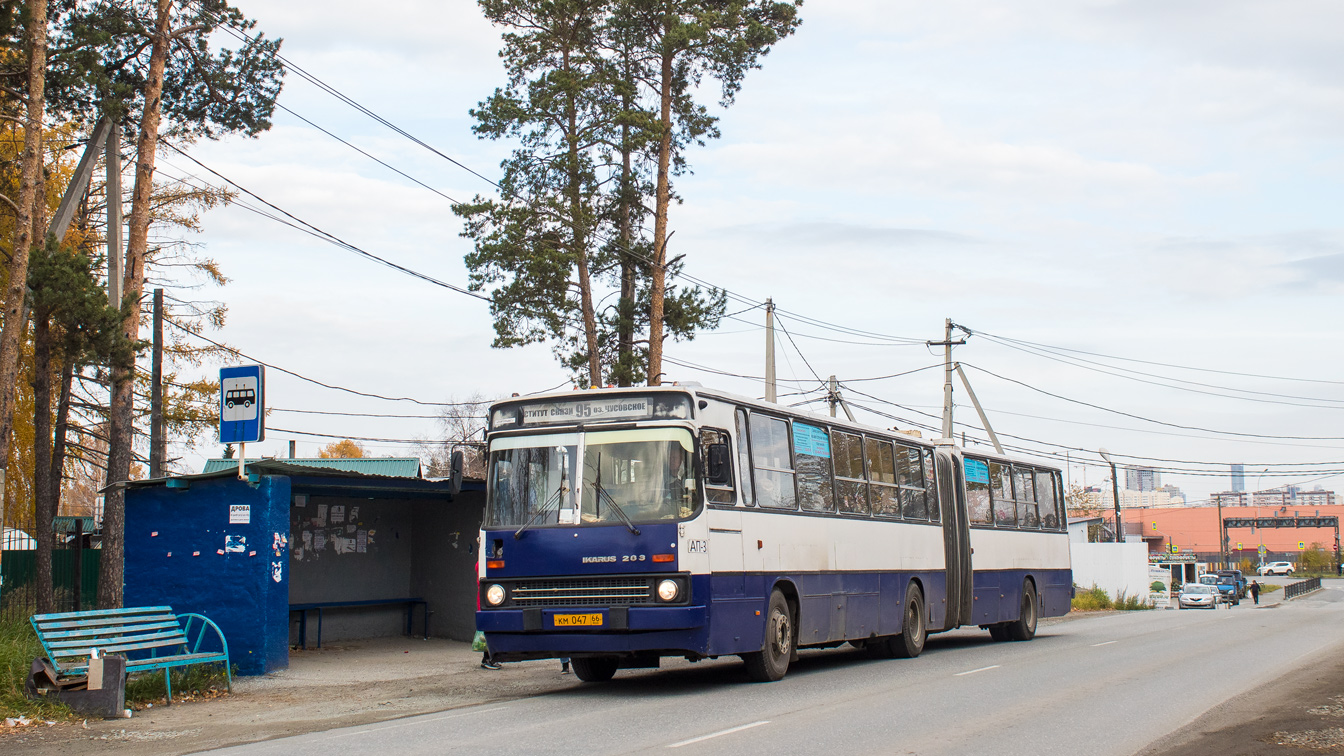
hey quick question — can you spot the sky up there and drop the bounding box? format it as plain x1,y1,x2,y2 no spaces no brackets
154,0,1344,504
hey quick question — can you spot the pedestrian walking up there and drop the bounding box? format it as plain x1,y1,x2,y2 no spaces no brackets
1250,580,1261,605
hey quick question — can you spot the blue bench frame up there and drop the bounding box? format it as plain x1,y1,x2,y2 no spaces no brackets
290,598,429,649
31,606,231,704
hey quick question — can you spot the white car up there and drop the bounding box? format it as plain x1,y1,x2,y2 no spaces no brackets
1179,584,1220,609
1258,561,1295,576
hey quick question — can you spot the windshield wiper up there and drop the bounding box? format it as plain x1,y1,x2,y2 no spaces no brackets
513,480,567,540
592,453,640,536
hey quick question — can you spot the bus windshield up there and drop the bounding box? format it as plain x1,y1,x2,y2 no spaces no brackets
485,428,697,529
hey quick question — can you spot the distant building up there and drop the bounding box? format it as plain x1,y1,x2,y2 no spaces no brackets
1125,466,1160,492
1085,487,1183,509
1231,464,1244,492
1297,489,1336,508
1159,484,1186,505
1212,491,1248,507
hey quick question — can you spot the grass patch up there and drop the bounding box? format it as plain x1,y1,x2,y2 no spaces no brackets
0,616,73,721
124,663,232,708
1071,584,1153,611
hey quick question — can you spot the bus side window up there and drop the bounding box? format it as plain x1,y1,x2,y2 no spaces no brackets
923,450,940,522
793,422,834,512
990,462,1016,527
832,431,868,515
1054,471,1067,530
965,457,992,525
735,409,755,507
893,442,924,520
867,437,900,518
1036,470,1057,529
750,414,796,510
1015,466,1038,528
701,428,735,505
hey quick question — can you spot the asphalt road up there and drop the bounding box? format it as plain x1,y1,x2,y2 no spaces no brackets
202,580,1344,756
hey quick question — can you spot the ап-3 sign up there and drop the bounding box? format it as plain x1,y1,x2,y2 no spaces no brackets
220,365,265,443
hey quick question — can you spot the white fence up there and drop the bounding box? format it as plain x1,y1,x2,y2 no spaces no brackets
1069,542,1151,600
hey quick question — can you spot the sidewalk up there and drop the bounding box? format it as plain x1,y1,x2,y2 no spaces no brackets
0,637,584,755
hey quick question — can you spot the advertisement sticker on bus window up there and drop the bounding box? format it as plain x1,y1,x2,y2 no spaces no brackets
792,423,831,458
965,458,990,484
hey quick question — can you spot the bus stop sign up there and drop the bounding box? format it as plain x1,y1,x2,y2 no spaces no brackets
220,364,265,443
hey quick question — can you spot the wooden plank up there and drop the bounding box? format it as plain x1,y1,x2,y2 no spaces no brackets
34,614,177,632
40,621,181,641
32,606,172,623
49,631,186,653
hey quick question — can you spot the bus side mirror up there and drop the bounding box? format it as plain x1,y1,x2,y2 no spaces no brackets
449,449,464,495
706,444,731,486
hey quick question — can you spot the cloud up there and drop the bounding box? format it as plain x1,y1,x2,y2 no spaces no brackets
715,221,980,248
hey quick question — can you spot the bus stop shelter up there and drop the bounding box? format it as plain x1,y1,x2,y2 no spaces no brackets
119,459,484,675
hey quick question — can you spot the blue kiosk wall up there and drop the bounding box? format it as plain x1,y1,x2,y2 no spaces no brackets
125,475,291,676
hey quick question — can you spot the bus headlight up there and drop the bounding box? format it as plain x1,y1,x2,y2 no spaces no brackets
657,579,679,602
485,584,506,606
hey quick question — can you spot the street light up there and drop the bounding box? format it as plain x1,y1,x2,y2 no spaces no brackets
1099,448,1122,544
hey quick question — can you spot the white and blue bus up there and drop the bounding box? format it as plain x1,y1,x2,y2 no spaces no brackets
476,385,1071,682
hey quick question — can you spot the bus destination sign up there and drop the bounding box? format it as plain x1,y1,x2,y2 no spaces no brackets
522,397,653,425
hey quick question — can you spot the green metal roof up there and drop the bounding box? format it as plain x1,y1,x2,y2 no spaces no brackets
52,516,98,533
201,457,423,478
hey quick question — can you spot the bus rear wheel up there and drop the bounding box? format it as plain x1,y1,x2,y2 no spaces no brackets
743,589,792,682
891,583,926,658
570,656,619,682
1007,580,1038,641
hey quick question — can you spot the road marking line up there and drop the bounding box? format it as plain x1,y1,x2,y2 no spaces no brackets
954,665,1000,677
667,721,771,748
1091,641,1117,647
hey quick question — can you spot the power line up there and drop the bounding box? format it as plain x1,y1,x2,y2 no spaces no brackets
976,331,1344,409
961,362,1344,442
166,320,489,407
159,143,489,302
972,328,1344,387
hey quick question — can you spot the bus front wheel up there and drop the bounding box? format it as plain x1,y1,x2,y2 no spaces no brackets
570,656,619,682
743,589,792,682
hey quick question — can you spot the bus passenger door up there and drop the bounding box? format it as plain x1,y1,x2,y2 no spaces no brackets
935,449,972,630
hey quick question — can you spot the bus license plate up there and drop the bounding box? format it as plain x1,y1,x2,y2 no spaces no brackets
553,613,602,627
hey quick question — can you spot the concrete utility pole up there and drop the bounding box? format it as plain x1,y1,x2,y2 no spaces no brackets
927,318,965,440
106,122,123,307
764,298,776,403
954,363,1003,455
826,375,855,422
1100,448,1123,544
149,288,164,477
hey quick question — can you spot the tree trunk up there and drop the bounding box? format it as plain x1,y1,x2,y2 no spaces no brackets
0,0,48,511
646,49,674,387
31,310,54,614
563,43,602,388
100,0,171,609
615,48,636,387
51,356,72,506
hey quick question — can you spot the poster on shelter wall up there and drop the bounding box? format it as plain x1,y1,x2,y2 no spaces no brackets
331,505,346,524
356,530,368,553
225,535,246,553
229,504,250,525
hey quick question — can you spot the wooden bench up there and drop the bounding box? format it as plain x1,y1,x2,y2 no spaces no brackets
30,606,232,704
290,598,429,649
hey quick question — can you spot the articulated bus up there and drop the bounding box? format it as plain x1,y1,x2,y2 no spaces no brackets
476,385,1071,682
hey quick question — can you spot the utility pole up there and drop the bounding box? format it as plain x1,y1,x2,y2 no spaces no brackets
826,375,856,422
954,363,1003,454
764,298,776,403
106,121,123,307
149,288,164,478
927,318,965,440
1100,448,1123,544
